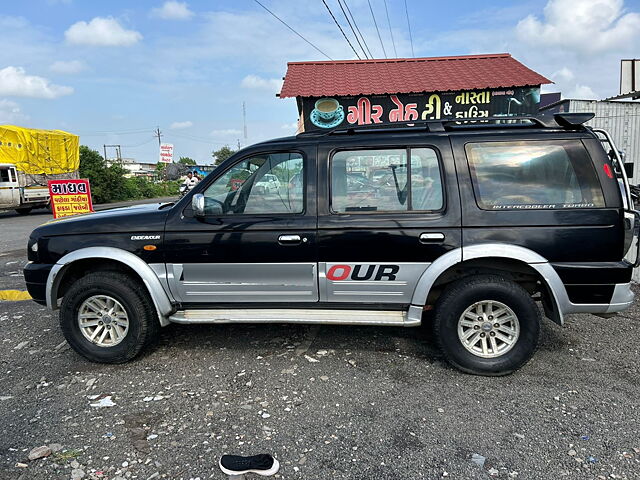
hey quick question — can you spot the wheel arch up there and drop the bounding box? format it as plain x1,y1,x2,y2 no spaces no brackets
410,244,570,325
46,247,174,326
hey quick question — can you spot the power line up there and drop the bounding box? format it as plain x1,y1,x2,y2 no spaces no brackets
253,0,333,60
404,0,414,57
321,0,360,59
76,128,154,136
119,137,157,149
337,0,369,59
383,0,397,57
342,0,374,59
367,0,387,58
168,131,236,145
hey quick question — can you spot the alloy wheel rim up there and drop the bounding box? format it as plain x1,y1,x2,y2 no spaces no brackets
77,295,129,348
457,300,520,358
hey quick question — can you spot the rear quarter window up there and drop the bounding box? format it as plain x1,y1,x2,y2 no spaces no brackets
465,140,605,210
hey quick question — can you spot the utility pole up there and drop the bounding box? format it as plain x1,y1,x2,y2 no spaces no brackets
154,127,167,180
237,139,241,150
103,144,122,163
154,127,163,147
242,101,247,143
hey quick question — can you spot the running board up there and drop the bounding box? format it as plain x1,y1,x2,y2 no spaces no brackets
169,307,422,327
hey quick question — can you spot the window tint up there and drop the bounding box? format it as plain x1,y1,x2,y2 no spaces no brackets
331,148,442,213
466,141,605,210
0,168,10,183
203,152,304,215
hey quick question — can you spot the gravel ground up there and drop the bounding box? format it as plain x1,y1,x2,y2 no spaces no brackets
1,248,639,480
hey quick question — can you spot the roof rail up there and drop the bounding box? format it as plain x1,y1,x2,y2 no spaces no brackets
297,112,594,137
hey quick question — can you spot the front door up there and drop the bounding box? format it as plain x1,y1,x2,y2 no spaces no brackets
164,146,318,306
317,138,461,304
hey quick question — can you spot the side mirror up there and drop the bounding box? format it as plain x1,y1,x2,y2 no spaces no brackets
192,193,205,217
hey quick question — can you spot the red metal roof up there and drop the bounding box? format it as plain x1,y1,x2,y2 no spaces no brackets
279,53,551,98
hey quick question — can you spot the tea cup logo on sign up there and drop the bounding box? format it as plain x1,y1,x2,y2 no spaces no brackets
311,97,345,128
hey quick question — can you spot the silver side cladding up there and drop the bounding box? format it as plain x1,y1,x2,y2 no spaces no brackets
166,263,319,303
320,262,430,303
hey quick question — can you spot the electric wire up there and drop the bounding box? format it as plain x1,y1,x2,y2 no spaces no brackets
383,0,397,57
253,0,333,60
119,137,157,148
168,131,236,145
321,0,360,59
404,0,415,57
336,0,368,59
75,128,155,136
342,0,374,59
367,0,387,58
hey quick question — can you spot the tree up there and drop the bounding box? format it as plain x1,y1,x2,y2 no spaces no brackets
79,146,128,204
178,156,196,166
211,146,236,166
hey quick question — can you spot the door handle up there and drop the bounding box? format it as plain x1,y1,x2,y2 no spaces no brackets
278,234,302,245
419,232,445,244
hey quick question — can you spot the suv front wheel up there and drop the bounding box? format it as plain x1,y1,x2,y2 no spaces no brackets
434,275,540,376
59,271,159,363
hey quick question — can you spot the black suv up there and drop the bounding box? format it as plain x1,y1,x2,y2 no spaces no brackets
24,113,638,375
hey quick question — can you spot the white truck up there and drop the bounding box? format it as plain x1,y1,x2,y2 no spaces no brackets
0,126,79,214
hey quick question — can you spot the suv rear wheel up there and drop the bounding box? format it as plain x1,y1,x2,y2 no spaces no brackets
434,275,540,376
59,271,159,363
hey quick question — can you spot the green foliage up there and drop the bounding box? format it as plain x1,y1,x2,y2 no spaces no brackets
122,177,181,199
79,145,180,204
79,146,128,204
211,145,236,165
178,156,196,166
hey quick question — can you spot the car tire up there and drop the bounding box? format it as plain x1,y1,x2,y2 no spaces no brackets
15,207,33,215
59,271,160,363
434,275,540,376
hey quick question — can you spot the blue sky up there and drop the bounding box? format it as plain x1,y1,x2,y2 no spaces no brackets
0,0,639,164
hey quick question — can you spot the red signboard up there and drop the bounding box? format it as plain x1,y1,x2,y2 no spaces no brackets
48,179,94,219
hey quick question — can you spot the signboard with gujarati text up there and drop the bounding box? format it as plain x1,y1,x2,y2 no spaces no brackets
300,86,541,133
159,143,174,163
48,179,94,219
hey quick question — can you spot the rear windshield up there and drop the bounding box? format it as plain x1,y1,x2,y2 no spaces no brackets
465,140,605,210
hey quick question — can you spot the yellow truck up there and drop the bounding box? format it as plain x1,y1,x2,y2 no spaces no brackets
0,126,79,214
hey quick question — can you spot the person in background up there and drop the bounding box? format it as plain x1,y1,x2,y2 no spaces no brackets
183,171,199,192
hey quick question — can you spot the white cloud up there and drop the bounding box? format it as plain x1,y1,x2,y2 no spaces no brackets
547,67,598,99
550,67,574,84
517,0,640,54
565,84,598,99
65,17,142,47
170,120,193,129
0,99,29,124
50,60,86,75
0,67,73,99
241,75,282,93
151,1,194,20
211,129,241,137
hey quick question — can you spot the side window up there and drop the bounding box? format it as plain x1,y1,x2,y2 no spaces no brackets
203,152,304,215
466,141,605,210
331,148,443,213
0,168,10,183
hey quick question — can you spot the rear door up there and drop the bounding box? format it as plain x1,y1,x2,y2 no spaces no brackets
451,132,624,262
317,136,461,304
